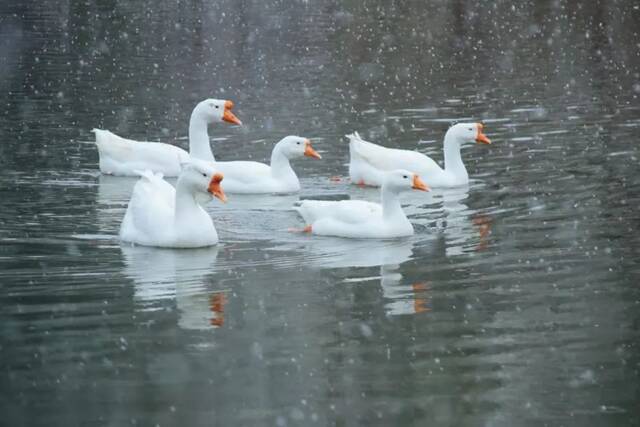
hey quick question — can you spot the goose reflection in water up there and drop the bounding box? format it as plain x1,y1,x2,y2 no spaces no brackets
288,236,431,317
404,184,494,255
377,212,490,316
120,245,227,330
275,233,416,269
472,214,493,252
379,266,432,316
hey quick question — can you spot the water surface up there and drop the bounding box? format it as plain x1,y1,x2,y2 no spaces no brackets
1,1,639,426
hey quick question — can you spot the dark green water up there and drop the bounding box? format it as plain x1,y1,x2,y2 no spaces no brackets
1,1,639,426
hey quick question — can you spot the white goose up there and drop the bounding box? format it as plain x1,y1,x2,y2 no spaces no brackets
119,159,227,248
214,136,321,194
347,122,491,188
94,99,241,176
294,169,429,239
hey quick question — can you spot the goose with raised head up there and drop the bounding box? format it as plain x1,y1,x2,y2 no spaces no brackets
293,169,429,239
214,136,321,194
347,122,491,188
94,99,241,176
119,159,227,248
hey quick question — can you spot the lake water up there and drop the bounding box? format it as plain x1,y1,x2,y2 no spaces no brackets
1,1,639,426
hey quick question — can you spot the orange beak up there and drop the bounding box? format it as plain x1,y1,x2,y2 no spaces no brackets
411,174,431,191
412,174,430,191
475,122,491,144
207,173,227,203
303,140,322,159
222,100,242,125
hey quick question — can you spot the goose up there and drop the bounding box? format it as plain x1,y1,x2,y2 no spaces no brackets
214,136,321,194
94,99,241,176
293,169,429,238
347,122,491,188
119,159,227,248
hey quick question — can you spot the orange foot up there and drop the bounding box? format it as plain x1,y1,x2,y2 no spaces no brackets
288,225,313,233
329,176,342,183
356,179,366,187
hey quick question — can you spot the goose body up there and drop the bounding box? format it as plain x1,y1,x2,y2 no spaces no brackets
119,160,227,248
94,99,241,176
214,136,321,194
294,170,429,239
94,130,189,176
347,122,491,188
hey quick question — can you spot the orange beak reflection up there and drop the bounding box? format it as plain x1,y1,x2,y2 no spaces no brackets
304,140,322,159
222,100,242,125
208,173,227,203
412,282,431,314
412,174,430,191
476,122,491,144
209,293,226,328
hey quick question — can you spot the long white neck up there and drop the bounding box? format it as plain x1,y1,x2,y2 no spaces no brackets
189,114,215,161
174,179,203,225
380,185,407,222
270,145,298,183
443,132,468,181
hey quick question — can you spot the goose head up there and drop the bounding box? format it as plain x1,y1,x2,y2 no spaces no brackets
383,169,430,193
276,136,322,160
180,159,227,203
192,99,242,126
446,122,491,146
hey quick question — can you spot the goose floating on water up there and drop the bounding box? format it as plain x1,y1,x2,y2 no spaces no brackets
214,136,321,194
293,169,429,239
119,159,227,248
94,99,241,176
347,122,491,188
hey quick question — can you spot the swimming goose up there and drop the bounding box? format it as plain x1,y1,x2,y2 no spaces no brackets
215,136,321,194
119,159,227,248
94,99,241,176
347,122,491,188
293,169,429,238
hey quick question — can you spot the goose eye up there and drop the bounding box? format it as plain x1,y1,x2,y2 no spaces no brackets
468,127,473,131
215,105,219,109
403,175,408,179
297,142,301,145
202,173,207,177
